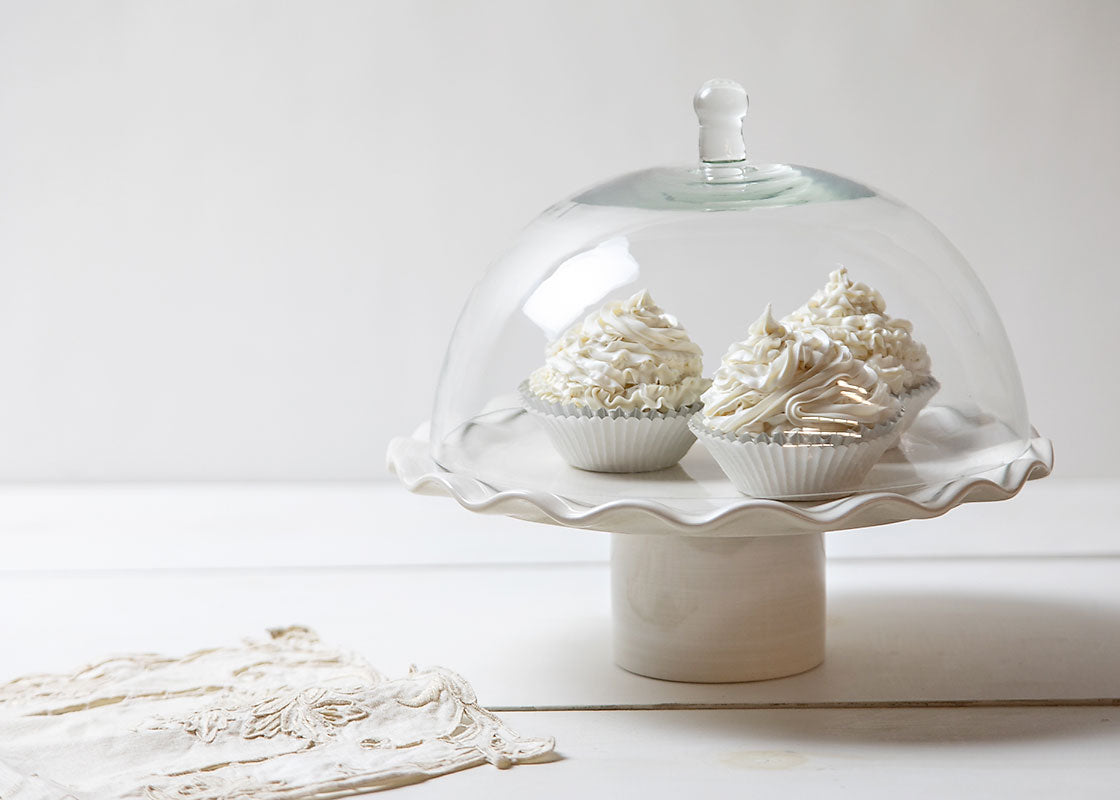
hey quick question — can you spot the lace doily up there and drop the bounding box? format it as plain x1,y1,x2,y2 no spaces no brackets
0,627,555,799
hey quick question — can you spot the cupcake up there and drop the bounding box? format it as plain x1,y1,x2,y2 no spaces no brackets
785,267,937,441
689,306,899,499
521,290,709,472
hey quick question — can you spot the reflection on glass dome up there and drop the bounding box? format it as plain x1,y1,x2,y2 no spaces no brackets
522,237,640,339
430,80,1037,505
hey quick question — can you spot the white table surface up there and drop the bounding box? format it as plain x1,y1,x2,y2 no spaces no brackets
1,478,1117,797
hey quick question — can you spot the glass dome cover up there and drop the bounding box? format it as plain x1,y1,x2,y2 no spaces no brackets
430,79,1037,505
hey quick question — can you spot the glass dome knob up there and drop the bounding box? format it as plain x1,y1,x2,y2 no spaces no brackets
693,78,749,164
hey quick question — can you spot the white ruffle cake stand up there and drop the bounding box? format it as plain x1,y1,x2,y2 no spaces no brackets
388,407,1052,684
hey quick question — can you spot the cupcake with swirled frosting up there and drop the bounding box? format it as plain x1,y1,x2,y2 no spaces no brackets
689,306,900,498
785,267,937,441
521,290,709,472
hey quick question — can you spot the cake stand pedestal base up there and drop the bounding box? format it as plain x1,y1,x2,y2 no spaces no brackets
611,531,826,683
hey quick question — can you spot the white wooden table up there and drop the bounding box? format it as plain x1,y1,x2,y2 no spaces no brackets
1,479,1117,797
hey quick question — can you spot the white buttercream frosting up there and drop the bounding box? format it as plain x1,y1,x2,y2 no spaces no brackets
528,290,709,412
699,306,899,436
785,268,932,393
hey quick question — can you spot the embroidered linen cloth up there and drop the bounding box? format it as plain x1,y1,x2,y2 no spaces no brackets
0,627,554,799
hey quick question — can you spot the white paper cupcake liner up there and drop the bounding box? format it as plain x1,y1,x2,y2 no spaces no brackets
519,382,701,473
688,415,899,500
892,376,940,441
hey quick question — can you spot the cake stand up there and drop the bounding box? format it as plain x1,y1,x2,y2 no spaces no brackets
388,408,1053,683
393,78,1053,683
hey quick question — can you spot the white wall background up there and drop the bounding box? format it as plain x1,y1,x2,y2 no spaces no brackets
0,0,1115,481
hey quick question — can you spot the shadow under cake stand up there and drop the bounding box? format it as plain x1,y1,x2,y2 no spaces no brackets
388,406,1052,683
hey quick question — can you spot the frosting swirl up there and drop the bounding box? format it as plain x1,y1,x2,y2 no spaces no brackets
699,306,898,436
785,268,932,393
528,290,709,412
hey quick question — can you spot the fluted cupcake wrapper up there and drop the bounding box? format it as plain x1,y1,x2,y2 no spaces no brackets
517,382,702,421
688,415,898,500
519,382,702,473
890,377,941,445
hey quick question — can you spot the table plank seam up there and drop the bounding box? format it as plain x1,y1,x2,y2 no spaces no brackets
5,553,1120,577
488,698,1120,712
